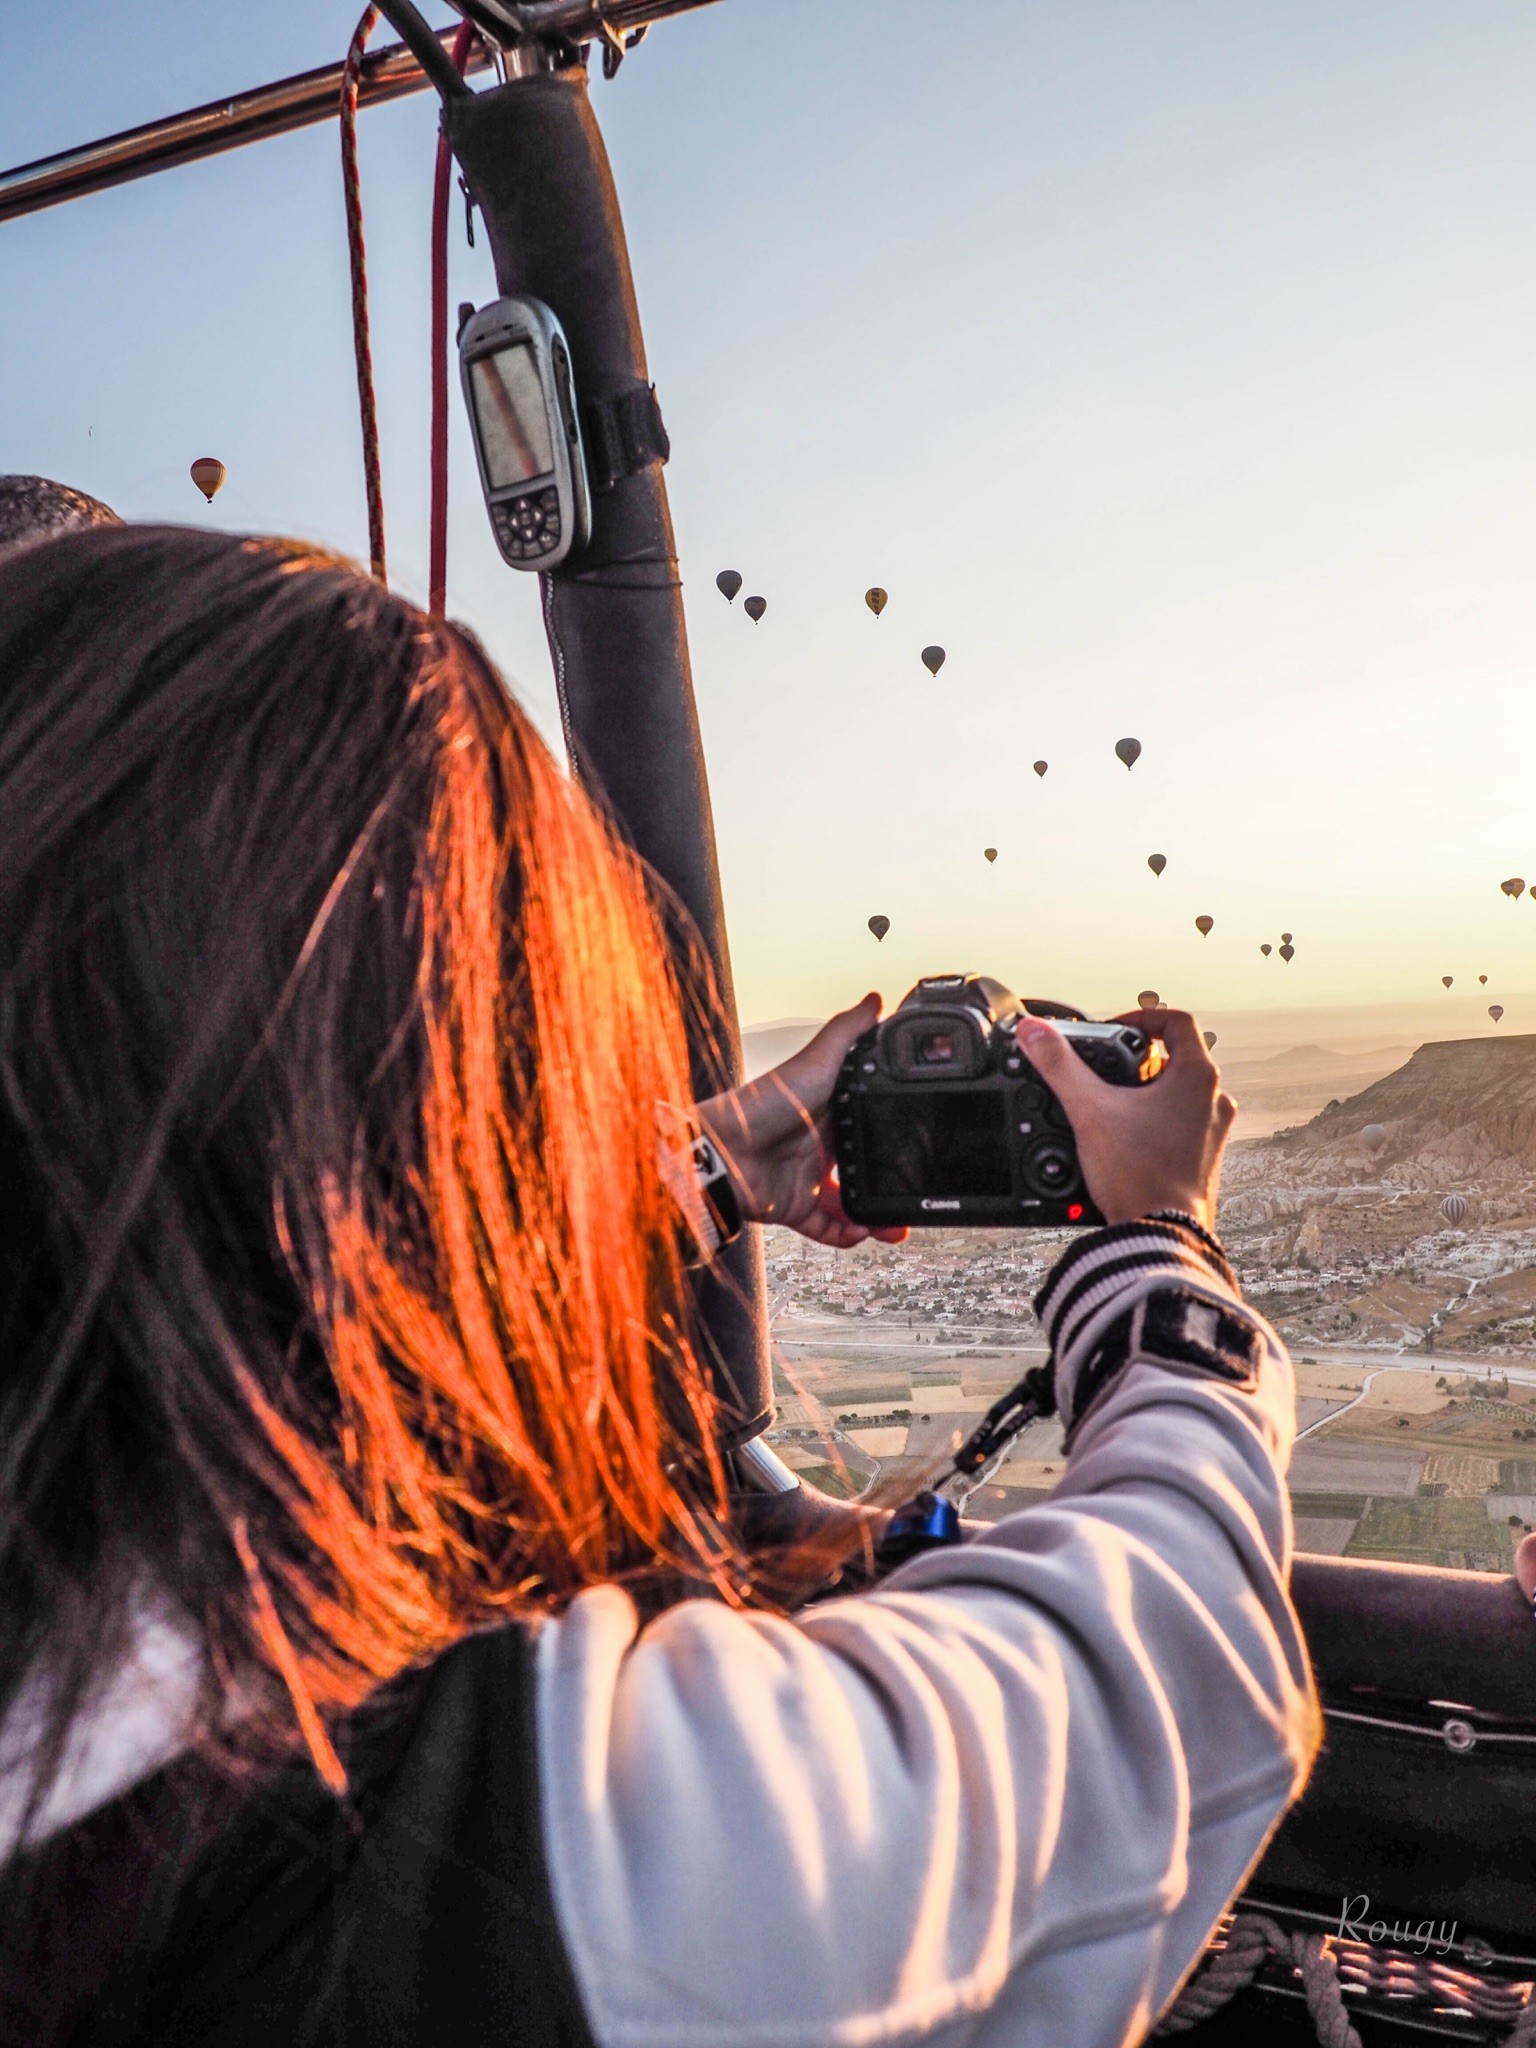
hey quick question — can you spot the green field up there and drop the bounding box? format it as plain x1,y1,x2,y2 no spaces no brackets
1345,1495,1507,1570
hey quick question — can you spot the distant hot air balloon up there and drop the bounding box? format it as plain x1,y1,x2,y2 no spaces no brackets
1501,878,1526,899
1114,737,1142,771
1147,854,1167,877
1203,1031,1217,1051
744,595,767,622
1032,760,1048,778
1194,914,1214,936
1442,976,1454,989
1480,974,1489,985
921,645,946,677
1260,943,1273,957
190,457,225,503
983,847,997,863
1279,942,1295,962
868,915,890,942
1280,932,1294,945
865,587,888,618
716,569,742,602
1362,1124,1388,1156
1491,1004,1505,1023
1137,990,1160,1010
1440,1194,1469,1227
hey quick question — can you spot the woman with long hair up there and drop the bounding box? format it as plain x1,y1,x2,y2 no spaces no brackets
0,526,1316,2047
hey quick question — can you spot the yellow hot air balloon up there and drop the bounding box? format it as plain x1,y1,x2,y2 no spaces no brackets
190,457,226,503
865,587,888,617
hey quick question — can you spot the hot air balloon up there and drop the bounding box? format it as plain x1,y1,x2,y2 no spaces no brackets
1442,976,1454,989
983,847,997,863
1280,932,1294,945
1480,974,1489,985
1194,914,1214,936
865,587,887,618
190,457,226,503
1114,737,1142,771
921,645,946,677
1501,878,1526,899
868,915,890,942
1137,990,1160,1010
1279,942,1295,962
1362,1124,1388,1156
1203,1031,1217,1050
716,569,742,602
1147,854,1167,877
1260,943,1272,957
1032,760,1048,778
1440,1194,1469,1227
744,595,767,622
1491,1004,1505,1023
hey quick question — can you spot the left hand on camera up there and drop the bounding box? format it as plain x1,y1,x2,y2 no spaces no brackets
694,996,909,1249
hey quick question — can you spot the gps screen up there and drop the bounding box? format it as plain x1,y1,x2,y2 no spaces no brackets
469,342,555,488
861,1092,1011,1199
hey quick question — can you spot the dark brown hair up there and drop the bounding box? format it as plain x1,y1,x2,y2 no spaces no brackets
0,525,734,1810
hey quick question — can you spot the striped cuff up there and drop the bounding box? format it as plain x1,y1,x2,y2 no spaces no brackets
1034,1214,1241,1411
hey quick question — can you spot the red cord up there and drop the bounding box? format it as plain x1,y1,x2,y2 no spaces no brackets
429,22,478,617
341,7,387,586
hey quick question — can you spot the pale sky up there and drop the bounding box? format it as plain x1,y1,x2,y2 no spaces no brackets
5,2,1536,1032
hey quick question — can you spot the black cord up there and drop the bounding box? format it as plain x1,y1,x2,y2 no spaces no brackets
372,0,476,101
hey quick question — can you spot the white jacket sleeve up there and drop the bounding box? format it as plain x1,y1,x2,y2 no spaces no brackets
536,1223,1321,2048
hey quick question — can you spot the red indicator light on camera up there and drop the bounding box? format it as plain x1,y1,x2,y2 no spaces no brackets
1067,1203,1084,1221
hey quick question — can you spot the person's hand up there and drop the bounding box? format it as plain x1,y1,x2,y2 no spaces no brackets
694,996,909,1249
1013,1006,1236,1232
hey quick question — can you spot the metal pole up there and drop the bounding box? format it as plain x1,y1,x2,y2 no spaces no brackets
0,2,723,227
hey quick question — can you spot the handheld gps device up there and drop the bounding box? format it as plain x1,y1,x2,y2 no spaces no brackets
459,295,592,570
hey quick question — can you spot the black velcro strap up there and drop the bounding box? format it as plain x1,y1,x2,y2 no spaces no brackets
1139,1287,1263,1388
581,383,670,493
1063,1285,1263,1447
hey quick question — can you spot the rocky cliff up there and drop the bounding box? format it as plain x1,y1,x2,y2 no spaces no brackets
1262,1036,1536,1181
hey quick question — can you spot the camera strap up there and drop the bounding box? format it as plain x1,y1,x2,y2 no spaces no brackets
943,1361,1059,1513
873,1362,1059,1573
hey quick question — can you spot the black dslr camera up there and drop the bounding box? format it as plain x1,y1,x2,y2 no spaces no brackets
833,975,1163,1229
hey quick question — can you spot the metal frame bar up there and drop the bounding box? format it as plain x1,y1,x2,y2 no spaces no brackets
0,2,721,227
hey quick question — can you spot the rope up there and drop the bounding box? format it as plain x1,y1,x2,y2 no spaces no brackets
428,20,478,616
1158,1911,1536,2048
341,6,387,585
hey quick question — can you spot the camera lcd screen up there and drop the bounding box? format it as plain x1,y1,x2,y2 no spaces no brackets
861,1093,1012,1199
469,342,555,488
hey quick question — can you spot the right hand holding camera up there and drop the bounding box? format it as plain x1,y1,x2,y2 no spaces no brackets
1013,1007,1236,1232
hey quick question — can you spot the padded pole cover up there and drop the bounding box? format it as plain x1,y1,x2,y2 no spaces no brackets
446,67,770,1441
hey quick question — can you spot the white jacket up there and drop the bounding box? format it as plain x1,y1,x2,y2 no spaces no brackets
0,1220,1318,2048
